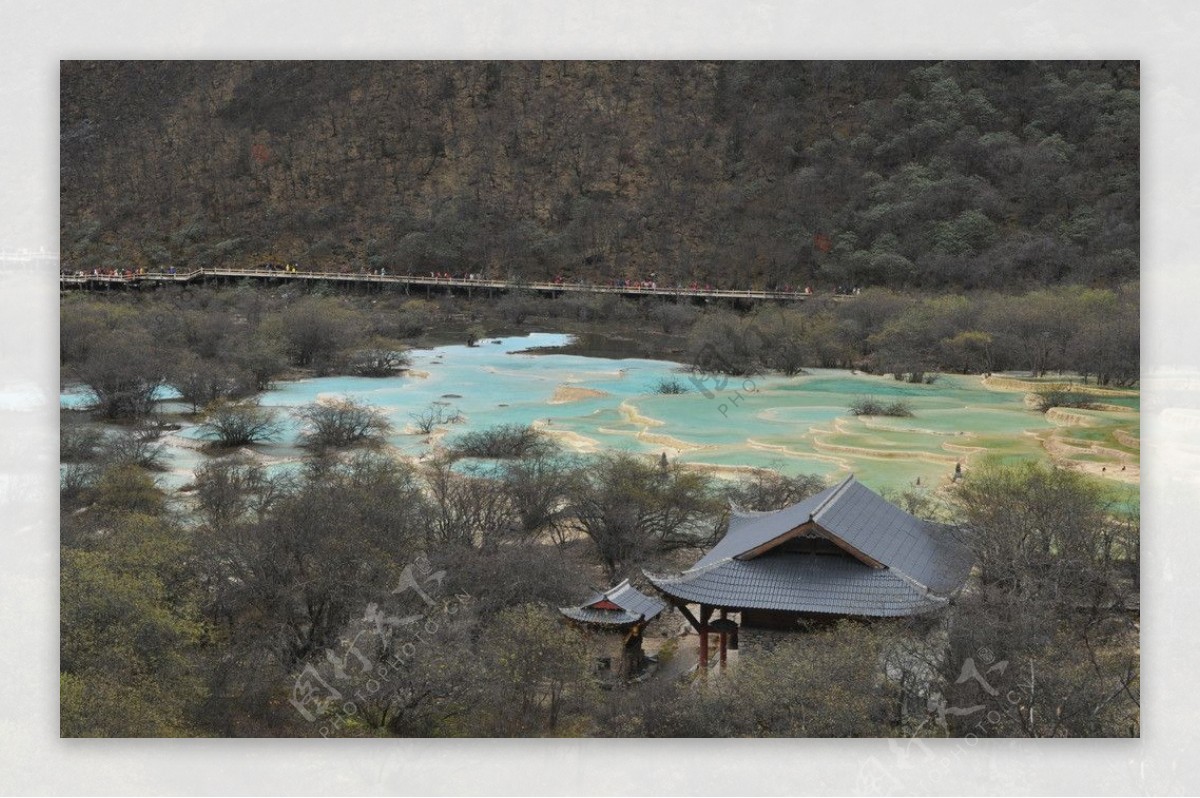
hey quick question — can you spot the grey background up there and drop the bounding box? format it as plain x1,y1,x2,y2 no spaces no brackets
0,0,1195,794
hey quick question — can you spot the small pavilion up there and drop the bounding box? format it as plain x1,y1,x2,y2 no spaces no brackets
646,474,974,670
560,579,667,678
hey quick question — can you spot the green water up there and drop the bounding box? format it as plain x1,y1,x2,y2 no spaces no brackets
61,332,1141,494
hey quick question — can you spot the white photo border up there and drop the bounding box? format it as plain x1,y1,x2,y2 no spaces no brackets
2,1,1195,794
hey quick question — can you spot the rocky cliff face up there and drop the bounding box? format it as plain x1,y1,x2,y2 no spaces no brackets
61,61,1138,290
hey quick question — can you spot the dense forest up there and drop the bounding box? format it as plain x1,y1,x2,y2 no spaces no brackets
61,61,1138,290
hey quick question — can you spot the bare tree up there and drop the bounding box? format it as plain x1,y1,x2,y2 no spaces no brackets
952,459,1123,606
348,336,411,377
424,457,518,550
102,428,168,471
193,456,290,531
74,328,170,419
60,412,106,462
570,452,723,580
929,460,1140,738
198,399,283,448
197,453,428,668
722,470,827,512
449,424,552,460
171,352,251,413
475,605,596,735
295,398,393,451
497,450,577,544
279,296,362,371
409,402,463,435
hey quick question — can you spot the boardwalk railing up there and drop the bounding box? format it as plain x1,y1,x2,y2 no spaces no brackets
59,266,821,302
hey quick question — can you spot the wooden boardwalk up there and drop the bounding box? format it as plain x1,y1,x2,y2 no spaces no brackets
59,266,818,302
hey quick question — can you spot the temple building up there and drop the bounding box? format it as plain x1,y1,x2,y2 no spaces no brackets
645,474,974,669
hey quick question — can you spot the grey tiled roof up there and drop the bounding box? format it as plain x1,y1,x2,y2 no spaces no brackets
696,475,972,595
813,479,972,594
647,475,973,616
695,483,842,568
559,579,666,626
647,553,948,617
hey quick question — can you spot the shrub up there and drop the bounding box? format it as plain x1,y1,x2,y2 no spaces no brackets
651,302,698,334
171,353,254,413
102,429,168,471
450,424,553,459
295,398,393,450
466,324,487,347
495,290,543,325
348,337,411,377
687,314,767,377
198,399,283,448
61,415,106,462
1034,387,1100,414
60,463,98,505
652,376,690,395
849,396,913,417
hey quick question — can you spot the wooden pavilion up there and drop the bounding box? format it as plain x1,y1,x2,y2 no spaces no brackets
645,474,973,670
560,579,667,679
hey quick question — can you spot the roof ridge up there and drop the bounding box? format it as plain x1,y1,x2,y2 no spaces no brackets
886,564,953,603
644,557,731,585
810,473,857,523
728,501,781,519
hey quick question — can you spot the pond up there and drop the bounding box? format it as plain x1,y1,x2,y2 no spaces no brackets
62,332,1141,497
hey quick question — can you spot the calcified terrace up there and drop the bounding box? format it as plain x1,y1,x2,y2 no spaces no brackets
64,333,1138,495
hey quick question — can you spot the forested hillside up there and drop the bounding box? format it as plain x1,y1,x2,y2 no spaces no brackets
61,61,1138,289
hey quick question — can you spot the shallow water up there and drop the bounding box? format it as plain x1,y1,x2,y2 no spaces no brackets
62,332,1140,494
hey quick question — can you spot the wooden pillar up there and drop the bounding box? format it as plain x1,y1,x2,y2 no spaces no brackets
719,609,728,670
698,604,713,672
